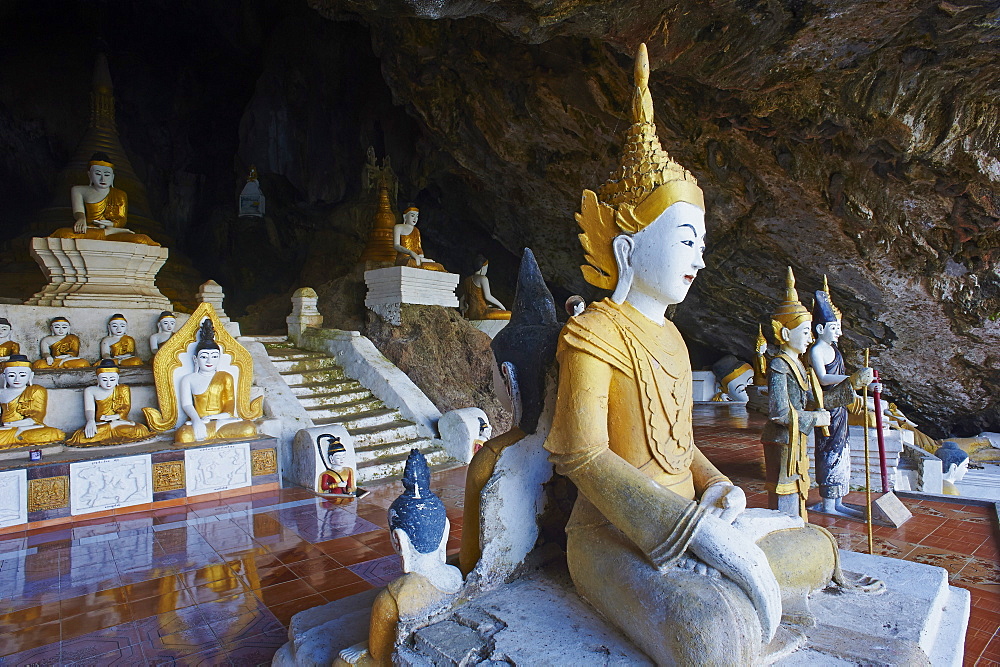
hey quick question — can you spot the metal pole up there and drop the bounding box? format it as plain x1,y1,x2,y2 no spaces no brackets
863,349,874,555
872,370,890,493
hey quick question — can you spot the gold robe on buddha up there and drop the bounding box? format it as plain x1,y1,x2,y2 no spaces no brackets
97,336,143,367
66,385,153,447
0,385,66,449
174,371,257,444
544,299,840,665
459,276,511,320
395,228,446,272
31,335,91,369
51,188,158,246
0,341,20,358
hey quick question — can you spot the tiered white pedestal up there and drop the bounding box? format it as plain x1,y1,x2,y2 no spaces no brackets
26,237,171,309
364,266,460,325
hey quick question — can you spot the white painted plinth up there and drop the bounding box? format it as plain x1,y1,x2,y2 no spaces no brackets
27,237,172,309
364,266,459,325
0,469,27,529
808,426,910,490
692,370,719,402
70,454,153,515
184,442,252,496
470,319,509,339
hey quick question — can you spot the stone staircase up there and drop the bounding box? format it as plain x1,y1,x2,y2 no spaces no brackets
261,338,451,483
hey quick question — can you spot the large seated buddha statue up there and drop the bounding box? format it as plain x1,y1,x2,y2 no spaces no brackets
50,152,158,246
0,356,65,449
542,44,881,665
32,316,91,369
143,303,263,445
393,206,447,272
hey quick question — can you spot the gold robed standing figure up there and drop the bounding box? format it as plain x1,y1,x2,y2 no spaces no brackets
543,44,881,665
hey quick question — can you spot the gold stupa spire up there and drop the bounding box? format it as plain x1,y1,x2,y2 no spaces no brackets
359,173,399,263
576,43,705,289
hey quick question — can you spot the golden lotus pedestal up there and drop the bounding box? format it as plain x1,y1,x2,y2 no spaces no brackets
26,237,172,309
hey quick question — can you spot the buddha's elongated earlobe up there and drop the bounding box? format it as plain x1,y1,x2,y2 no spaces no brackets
611,234,635,304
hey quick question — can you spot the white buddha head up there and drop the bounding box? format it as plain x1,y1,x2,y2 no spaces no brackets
157,311,176,334
402,205,419,226
938,441,971,484
95,360,120,390
2,356,33,390
87,152,115,190
388,450,449,574
476,258,489,276
193,319,221,373
0,318,11,340
318,434,348,470
107,314,128,337
565,295,586,317
713,355,754,403
771,268,812,355
50,316,71,337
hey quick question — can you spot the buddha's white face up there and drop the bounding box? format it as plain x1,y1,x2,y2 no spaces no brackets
628,202,706,306
816,320,842,345
403,209,419,226
51,321,70,336
195,349,221,372
98,371,119,390
89,165,114,189
726,369,754,402
0,325,10,338
159,317,176,333
329,450,346,468
3,367,30,389
108,320,127,336
782,321,813,355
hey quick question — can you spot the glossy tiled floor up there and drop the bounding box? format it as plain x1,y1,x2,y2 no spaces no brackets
0,406,996,665
695,404,1000,667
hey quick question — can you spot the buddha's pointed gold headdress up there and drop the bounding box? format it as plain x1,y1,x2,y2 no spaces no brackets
576,43,704,289
771,266,811,341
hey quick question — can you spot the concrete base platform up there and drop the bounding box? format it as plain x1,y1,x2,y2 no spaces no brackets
275,549,970,666
364,266,459,325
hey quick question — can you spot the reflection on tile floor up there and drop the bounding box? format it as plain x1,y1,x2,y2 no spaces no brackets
694,404,1000,667
0,406,995,665
0,471,465,666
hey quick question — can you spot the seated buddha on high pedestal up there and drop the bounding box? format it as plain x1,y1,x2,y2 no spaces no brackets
542,44,882,665
50,152,158,246
32,316,91,369
393,206,447,272
459,258,511,321
96,314,144,367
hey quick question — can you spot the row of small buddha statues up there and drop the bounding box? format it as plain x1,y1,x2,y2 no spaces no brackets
0,312,177,369
0,312,259,452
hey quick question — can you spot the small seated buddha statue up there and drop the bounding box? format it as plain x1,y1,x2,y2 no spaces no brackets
564,295,586,317
32,317,91,369
50,152,158,245
174,319,258,444
459,258,511,320
761,268,872,519
0,355,65,449
542,45,881,665
66,359,153,447
335,450,462,667
393,206,447,272
149,311,176,354
0,318,21,362
96,314,144,367
316,434,357,496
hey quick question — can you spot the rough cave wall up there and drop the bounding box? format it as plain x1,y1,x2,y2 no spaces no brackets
307,0,1000,437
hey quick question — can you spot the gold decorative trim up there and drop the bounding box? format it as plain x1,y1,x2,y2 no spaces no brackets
251,448,278,476
143,302,263,432
152,461,185,493
28,476,69,513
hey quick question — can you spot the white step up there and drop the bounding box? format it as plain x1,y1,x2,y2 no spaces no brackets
249,335,289,343
348,420,423,447
297,387,372,408
355,437,434,463
315,407,401,430
357,445,455,483
281,367,349,386
272,356,343,373
267,350,326,362
305,397,384,420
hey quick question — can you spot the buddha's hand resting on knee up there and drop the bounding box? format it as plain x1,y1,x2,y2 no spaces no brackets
699,482,745,524
688,513,781,643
